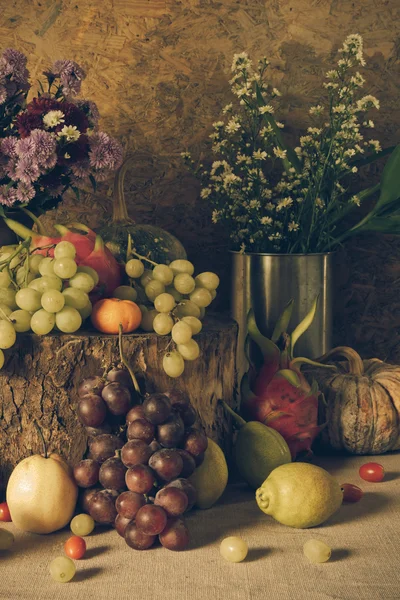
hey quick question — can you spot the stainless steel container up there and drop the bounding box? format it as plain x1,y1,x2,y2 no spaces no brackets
231,251,334,381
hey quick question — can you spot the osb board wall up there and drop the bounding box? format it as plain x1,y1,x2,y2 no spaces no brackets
1,0,400,360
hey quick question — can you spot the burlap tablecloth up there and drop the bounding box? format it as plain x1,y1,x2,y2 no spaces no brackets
1,453,400,600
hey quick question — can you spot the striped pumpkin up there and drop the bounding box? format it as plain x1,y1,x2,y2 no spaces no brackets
308,347,400,455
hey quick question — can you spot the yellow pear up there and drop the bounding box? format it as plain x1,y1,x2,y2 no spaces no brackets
189,438,228,509
256,462,343,528
7,453,78,534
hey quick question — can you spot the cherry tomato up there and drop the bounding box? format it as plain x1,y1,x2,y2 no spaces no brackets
64,535,86,560
0,502,12,522
359,462,385,482
341,483,363,503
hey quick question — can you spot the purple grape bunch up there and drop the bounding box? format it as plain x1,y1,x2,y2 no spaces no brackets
74,374,207,552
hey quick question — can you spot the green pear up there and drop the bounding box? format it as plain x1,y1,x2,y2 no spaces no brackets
222,402,291,489
189,438,228,509
256,462,343,528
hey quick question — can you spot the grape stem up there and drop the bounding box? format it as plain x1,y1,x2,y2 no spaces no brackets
0,237,31,267
33,419,48,458
0,306,12,322
118,323,141,395
129,250,158,268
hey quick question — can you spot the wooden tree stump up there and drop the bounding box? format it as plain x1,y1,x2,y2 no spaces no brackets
0,315,238,495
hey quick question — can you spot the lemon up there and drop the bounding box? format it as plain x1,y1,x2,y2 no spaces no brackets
256,462,343,528
189,438,228,509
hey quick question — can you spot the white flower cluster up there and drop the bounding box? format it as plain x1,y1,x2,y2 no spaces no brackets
182,34,382,254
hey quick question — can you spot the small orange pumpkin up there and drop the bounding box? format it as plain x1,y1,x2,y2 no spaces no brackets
91,298,141,334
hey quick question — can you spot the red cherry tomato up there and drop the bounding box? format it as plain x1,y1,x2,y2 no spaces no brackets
64,535,86,559
0,502,12,522
341,483,363,503
359,462,385,482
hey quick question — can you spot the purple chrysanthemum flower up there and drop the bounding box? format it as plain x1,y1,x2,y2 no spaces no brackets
16,181,35,203
51,59,86,96
5,158,18,180
71,162,91,179
0,85,7,105
0,184,18,207
88,132,123,171
15,135,36,158
30,129,57,165
0,137,18,157
0,48,30,89
15,158,41,184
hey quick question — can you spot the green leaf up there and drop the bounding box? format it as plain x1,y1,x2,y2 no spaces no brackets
354,215,400,234
374,144,400,212
271,299,294,343
247,308,280,362
291,296,319,355
0,206,5,218
255,84,302,173
276,368,301,388
71,186,80,200
89,174,97,192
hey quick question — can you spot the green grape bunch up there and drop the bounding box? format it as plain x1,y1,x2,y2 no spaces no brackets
124,256,220,378
0,240,96,369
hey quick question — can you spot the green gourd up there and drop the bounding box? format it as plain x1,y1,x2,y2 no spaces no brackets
96,155,187,264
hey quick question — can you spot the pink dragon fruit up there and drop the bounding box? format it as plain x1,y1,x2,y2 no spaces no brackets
3,218,121,297
241,298,334,459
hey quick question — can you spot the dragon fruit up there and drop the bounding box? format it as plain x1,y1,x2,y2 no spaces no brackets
3,218,121,297
241,298,334,459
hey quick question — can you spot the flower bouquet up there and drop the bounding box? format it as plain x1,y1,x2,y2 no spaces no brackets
183,34,400,254
0,48,123,218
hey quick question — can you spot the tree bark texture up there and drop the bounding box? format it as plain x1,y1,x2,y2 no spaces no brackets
0,315,238,496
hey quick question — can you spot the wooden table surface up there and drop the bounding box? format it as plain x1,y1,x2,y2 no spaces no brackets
1,453,400,600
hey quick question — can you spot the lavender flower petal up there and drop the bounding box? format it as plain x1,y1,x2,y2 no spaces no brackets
0,184,18,207
16,181,36,203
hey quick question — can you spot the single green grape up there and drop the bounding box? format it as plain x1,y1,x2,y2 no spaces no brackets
9,309,31,332
220,536,248,563
182,316,202,335
68,272,95,293
63,288,89,310
29,254,44,275
154,292,176,313
195,272,220,291
174,300,201,319
55,307,82,333
0,320,17,349
49,556,76,583
78,300,92,321
53,258,78,280
173,273,196,295
153,313,174,335
15,288,42,312
0,288,17,310
76,266,99,286
0,271,11,288
189,287,213,308
41,290,65,313
163,351,185,377
0,349,4,369
140,269,153,288
70,514,95,537
152,264,174,286
38,257,55,277
169,259,195,276
15,267,35,287
177,339,200,361
303,539,332,563
113,286,138,302
145,280,165,302
0,528,15,550
171,321,192,345
126,259,145,279
54,241,76,260
30,309,56,335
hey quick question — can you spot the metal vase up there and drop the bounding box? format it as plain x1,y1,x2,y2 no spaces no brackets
231,251,334,381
